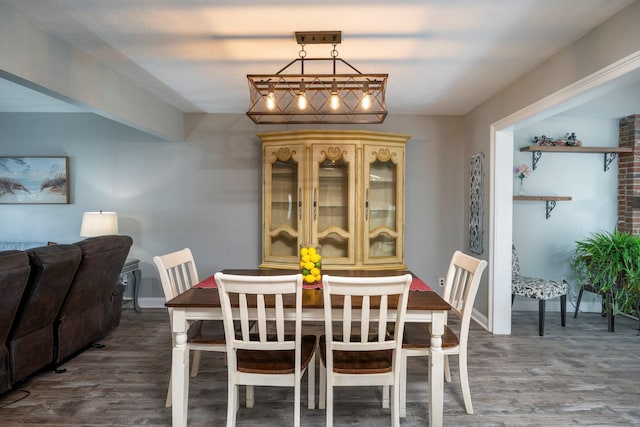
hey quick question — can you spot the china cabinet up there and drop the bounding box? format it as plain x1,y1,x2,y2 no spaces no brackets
260,130,409,270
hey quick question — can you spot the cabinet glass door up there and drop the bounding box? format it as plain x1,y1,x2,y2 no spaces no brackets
263,145,303,265
311,144,355,265
363,145,404,264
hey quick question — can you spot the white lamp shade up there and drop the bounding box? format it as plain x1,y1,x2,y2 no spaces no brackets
80,211,119,237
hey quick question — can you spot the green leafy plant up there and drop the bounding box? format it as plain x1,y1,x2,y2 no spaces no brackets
571,229,640,316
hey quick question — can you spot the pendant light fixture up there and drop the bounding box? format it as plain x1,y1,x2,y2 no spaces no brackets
246,31,388,124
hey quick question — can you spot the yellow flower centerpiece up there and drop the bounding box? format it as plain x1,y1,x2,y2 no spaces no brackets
300,245,322,284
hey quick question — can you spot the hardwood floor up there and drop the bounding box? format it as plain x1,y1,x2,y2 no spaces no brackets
1,306,639,426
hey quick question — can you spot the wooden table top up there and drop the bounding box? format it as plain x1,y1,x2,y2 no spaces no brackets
165,269,450,311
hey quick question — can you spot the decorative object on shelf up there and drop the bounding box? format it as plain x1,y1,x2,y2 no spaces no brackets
532,133,582,147
0,157,69,204
300,245,322,284
469,152,484,255
514,163,532,195
80,211,119,237
565,132,581,146
532,135,554,146
246,31,387,124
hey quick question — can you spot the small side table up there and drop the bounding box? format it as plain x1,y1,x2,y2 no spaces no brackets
121,258,141,312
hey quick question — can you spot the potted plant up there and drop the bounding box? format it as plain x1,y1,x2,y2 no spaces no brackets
571,229,640,317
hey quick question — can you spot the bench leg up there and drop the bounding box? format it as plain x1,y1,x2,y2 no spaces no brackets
607,293,615,332
574,288,583,318
561,295,567,327
538,299,545,336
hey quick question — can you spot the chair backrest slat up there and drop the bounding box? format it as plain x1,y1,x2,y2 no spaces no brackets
360,296,370,341
378,295,388,342
238,293,250,340
275,294,285,341
256,294,267,341
343,295,352,342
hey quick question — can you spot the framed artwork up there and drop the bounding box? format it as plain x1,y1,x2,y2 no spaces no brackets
469,152,484,255
0,157,70,204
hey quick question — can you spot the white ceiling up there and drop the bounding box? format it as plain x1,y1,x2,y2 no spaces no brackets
1,0,639,119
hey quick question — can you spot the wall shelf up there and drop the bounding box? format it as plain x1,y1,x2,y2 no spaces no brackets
513,195,572,219
519,145,632,171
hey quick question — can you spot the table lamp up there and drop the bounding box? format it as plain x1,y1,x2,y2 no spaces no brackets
80,211,119,237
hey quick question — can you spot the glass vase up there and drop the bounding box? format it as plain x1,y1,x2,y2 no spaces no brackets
518,179,526,195
300,244,322,284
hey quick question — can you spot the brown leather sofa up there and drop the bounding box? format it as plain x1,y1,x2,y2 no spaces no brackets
0,251,31,394
1,235,132,393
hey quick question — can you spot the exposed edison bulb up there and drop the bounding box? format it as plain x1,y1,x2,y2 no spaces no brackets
330,93,340,110
266,91,276,111
297,81,307,110
297,93,308,110
361,93,372,110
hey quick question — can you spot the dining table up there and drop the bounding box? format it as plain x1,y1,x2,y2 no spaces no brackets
165,269,451,427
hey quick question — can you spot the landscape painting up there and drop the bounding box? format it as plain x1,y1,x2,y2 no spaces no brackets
0,157,70,204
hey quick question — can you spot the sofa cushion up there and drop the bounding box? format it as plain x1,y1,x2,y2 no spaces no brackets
55,235,132,363
7,244,82,385
0,250,30,394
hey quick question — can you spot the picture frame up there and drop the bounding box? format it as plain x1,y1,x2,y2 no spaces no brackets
0,157,70,204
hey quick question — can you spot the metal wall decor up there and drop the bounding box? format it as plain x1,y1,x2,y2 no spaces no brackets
246,31,388,124
469,152,484,254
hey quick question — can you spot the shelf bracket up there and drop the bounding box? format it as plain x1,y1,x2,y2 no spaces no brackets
604,152,617,172
531,150,542,170
545,200,557,220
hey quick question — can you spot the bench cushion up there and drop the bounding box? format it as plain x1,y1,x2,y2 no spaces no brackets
512,276,568,300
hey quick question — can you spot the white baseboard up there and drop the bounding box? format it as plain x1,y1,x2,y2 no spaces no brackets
472,307,490,332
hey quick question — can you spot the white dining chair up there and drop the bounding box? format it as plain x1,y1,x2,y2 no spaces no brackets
153,248,228,408
214,272,317,427
318,273,412,427
398,250,487,416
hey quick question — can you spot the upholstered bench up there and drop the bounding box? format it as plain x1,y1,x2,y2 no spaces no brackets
511,244,568,336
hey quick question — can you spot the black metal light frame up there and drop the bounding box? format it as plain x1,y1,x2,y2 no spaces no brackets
246,31,388,124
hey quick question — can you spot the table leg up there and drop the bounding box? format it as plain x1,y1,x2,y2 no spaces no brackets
172,310,189,427
429,310,446,427
132,268,142,312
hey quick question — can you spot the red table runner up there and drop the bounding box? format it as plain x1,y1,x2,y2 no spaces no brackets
194,275,431,291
